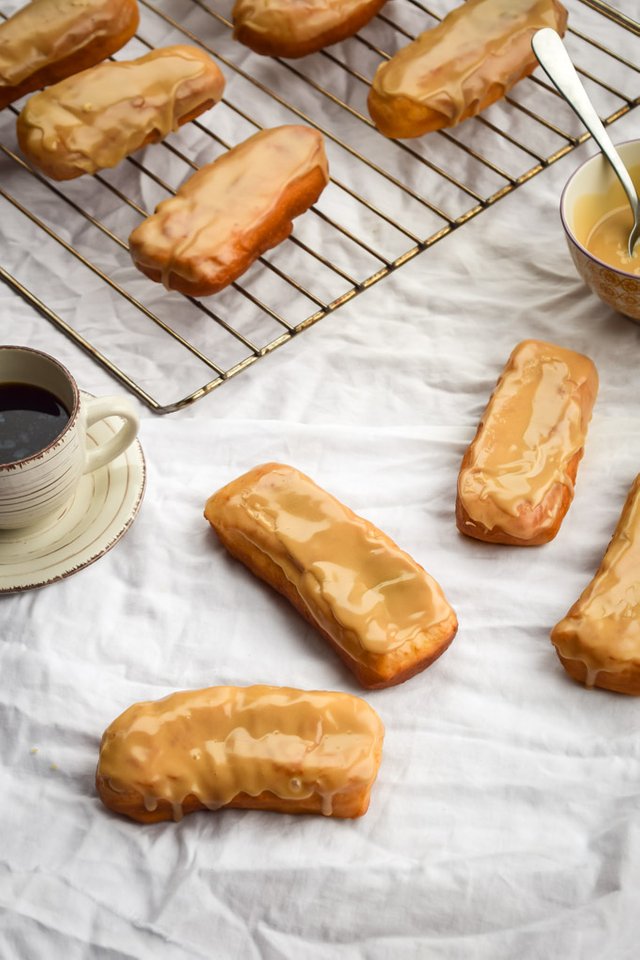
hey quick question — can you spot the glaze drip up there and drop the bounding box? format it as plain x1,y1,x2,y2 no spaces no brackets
0,0,137,87
551,474,640,685
370,0,566,130
18,46,224,178
209,463,454,657
458,340,597,540
128,125,328,291
98,685,384,818
233,0,381,45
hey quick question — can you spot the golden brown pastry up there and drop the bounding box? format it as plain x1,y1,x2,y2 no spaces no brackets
233,0,387,59
204,463,458,689
97,684,385,822
368,0,568,138
456,340,598,546
551,475,640,695
129,125,329,296
0,0,139,111
16,46,225,180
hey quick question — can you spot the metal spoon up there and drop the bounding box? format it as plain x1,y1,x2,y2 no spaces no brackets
532,27,639,257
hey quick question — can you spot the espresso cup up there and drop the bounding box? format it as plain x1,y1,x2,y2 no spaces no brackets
0,346,139,529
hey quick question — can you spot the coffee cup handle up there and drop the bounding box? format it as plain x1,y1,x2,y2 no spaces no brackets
83,397,139,475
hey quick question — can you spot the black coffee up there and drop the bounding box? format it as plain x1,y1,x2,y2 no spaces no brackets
0,383,70,465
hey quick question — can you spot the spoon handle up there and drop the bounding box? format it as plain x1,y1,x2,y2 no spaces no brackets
532,28,639,221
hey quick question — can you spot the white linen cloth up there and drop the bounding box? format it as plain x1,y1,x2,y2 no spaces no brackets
1,2,640,954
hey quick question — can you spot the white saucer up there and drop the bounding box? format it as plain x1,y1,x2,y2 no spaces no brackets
0,400,146,593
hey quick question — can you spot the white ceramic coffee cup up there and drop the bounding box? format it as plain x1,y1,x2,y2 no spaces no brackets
0,346,139,529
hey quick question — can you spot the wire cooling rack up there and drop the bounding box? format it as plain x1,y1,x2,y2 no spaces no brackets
1,0,638,412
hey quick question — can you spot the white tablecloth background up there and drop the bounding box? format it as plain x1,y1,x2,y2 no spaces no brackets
1,10,640,955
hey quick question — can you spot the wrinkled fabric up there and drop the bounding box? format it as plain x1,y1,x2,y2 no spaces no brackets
1,0,640,956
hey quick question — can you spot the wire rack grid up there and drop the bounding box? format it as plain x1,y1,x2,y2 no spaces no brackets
0,0,638,413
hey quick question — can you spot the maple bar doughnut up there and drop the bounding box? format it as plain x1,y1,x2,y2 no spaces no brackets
232,0,387,59
551,475,640,695
0,0,139,111
205,463,458,689
456,340,598,546
97,685,385,822
129,125,329,296
368,0,567,138
17,46,225,181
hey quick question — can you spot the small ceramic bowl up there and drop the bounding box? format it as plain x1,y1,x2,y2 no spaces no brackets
560,139,640,322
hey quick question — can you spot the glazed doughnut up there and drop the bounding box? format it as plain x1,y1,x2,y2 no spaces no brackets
233,0,387,59
17,46,225,180
456,340,598,546
96,685,385,822
551,474,640,695
128,125,329,296
368,0,568,138
0,0,139,111
204,463,458,689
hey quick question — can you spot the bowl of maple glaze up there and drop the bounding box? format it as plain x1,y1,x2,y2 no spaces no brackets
560,139,640,322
